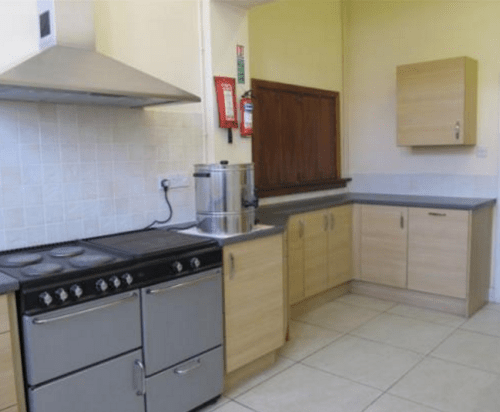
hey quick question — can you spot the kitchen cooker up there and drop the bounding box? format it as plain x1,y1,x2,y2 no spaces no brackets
0,229,224,412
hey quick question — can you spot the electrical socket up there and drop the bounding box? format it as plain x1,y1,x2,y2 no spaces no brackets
158,174,190,190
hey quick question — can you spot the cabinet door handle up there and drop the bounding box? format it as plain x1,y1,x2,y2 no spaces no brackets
324,214,329,231
400,214,404,229
330,213,335,231
229,253,236,279
454,121,460,140
299,220,304,238
429,212,447,217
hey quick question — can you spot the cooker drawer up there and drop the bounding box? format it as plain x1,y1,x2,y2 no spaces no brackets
141,269,223,375
23,291,141,385
146,346,223,412
29,349,145,412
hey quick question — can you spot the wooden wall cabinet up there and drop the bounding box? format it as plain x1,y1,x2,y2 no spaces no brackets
397,56,477,146
223,235,285,374
0,294,25,412
287,205,353,305
360,205,408,288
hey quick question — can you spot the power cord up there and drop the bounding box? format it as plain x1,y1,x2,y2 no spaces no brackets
144,179,173,229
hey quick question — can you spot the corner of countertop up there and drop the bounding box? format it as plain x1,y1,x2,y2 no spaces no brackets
0,272,19,295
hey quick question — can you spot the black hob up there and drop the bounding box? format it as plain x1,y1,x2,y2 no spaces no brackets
2,229,221,315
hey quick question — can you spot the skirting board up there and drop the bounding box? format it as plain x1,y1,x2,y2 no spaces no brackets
351,280,469,317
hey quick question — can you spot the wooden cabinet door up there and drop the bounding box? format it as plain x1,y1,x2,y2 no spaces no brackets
0,332,16,411
287,214,305,305
397,56,477,146
223,235,284,373
360,205,408,288
303,210,329,298
327,205,352,288
408,208,469,298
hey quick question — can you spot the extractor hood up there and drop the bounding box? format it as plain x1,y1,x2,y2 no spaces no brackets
0,0,201,108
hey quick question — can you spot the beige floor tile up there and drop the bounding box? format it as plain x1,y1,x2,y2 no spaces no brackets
351,313,454,353
302,335,422,390
431,329,500,374
334,293,397,311
294,300,380,332
364,394,443,412
460,308,500,337
389,358,500,412
200,396,230,411
224,357,295,399
388,304,466,328
484,302,500,312
236,363,381,412
213,401,255,412
278,320,343,361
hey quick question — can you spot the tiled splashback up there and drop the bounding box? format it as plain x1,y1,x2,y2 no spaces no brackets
0,102,203,251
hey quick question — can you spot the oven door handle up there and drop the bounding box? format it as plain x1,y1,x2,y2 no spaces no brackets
31,292,139,325
146,273,219,295
174,358,202,375
133,359,146,396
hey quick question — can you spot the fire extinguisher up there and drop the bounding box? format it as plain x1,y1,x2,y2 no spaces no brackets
240,90,253,137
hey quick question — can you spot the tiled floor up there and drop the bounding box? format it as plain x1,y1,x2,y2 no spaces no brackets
201,294,500,412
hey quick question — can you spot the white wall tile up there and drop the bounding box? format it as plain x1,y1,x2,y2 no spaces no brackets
25,206,45,227
45,203,64,224
4,208,25,229
23,186,43,206
0,102,202,250
22,164,43,185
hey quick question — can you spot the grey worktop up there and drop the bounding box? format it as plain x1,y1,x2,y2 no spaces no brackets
173,224,285,246
257,193,496,226
0,272,19,295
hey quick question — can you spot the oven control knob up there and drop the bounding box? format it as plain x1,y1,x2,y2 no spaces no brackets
70,284,83,299
190,257,201,269
172,261,183,274
122,273,133,286
54,288,68,303
109,276,121,289
39,292,53,307
95,279,108,293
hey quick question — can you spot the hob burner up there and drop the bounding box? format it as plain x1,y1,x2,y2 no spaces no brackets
0,253,43,267
22,263,64,276
50,246,85,258
69,254,115,268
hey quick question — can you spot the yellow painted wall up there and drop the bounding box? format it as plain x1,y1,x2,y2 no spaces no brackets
345,0,500,177
248,0,343,92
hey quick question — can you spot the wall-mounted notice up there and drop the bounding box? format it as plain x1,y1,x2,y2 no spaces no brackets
237,45,245,84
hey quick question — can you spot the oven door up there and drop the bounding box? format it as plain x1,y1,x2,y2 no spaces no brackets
29,349,146,412
23,290,142,386
141,269,223,375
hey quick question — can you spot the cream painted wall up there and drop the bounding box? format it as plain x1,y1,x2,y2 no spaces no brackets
345,0,500,181
208,1,252,164
95,0,203,115
0,1,40,72
248,0,343,92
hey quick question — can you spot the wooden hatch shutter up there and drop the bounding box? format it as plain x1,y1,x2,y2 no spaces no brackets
251,79,347,198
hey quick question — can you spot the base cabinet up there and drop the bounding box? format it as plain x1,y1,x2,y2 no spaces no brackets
286,205,353,305
408,208,469,298
356,204,493,315
0,294,25,412
327,205,353,288
223,235,284,374
360,205,408,288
